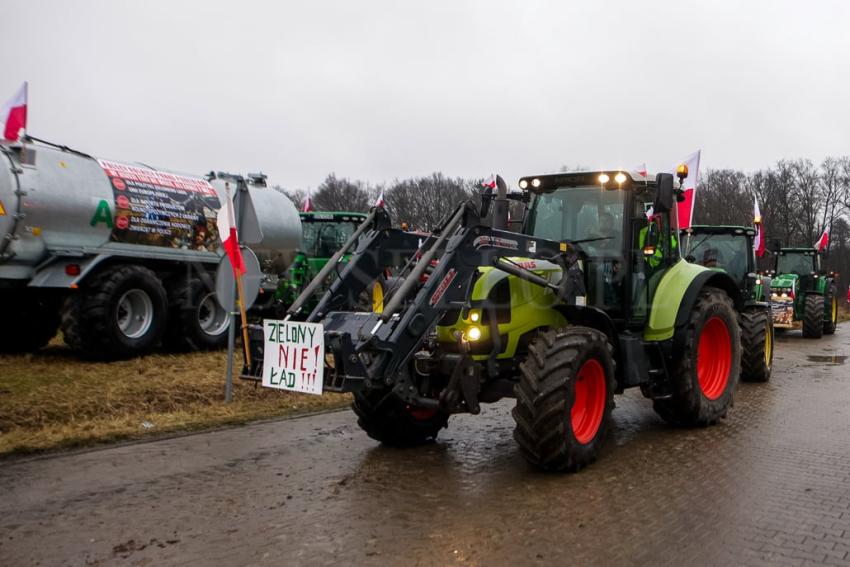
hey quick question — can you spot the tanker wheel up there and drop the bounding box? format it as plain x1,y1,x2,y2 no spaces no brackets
165,276,229,351
0,291,62,353
352,390,449,447
802,294,824,338
739,307,773,383
823,285,838,335
512,326,615,472
653,287,740,426
61,265,168,360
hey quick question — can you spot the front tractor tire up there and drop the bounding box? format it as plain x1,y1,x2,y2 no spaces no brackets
740,308,773,383
352,390,449,447
802,294,824,338
654,287,740,426
512,327,615,472
61,265,169,360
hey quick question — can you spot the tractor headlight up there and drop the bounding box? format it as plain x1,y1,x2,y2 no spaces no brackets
598,173,610,184
531,178,541,188
468,309,481,323
519,179,529,189
614,172,627,184
755,278,762,285
464,326,482,342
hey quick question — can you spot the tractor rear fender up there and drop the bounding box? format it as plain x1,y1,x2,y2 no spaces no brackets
644,260,741,342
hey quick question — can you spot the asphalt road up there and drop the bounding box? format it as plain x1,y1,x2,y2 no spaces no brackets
2,327,850,567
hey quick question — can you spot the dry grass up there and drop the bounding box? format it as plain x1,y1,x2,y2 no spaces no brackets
0,336,350,455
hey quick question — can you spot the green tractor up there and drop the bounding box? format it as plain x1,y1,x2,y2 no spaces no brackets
250,170,745,472
769,247,838,338
684,225,773,382
275,211,375,314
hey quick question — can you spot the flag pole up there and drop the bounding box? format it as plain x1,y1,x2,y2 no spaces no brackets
227,181,252,370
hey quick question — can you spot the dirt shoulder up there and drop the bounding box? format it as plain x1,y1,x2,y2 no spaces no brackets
0,338,350,456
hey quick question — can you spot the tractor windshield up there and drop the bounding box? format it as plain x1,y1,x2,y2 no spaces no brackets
777,250,816,275
687,233,751,284
301,220,360,258
526,186,626,257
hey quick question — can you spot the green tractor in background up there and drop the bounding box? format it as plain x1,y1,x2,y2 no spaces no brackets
684,225,773,382
769,247,838,338
275,211,374,314
258,168,747,472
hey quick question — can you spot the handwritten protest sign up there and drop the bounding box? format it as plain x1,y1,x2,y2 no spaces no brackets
262,320,324,395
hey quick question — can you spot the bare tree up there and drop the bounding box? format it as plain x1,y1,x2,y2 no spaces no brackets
313,174,372,212
385,173,475,231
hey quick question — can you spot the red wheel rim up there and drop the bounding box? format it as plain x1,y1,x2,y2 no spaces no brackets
697,316,732,400
571,358,607,444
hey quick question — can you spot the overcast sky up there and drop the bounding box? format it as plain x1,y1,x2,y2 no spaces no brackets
4,0,849,190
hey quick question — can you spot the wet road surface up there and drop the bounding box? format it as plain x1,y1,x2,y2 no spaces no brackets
2,328,850,566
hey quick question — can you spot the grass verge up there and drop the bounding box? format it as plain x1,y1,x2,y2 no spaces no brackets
0,337,350,456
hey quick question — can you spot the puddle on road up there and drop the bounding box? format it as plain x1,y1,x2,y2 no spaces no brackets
806,355,847,365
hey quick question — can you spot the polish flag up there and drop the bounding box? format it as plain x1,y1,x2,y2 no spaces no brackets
815,229,829,252
753,197,765,257
302,190,314,212
481,174,497,189
1,82,27,142
217,191,246,277
673,150,701,230
634,163,648,178
374,188,385,208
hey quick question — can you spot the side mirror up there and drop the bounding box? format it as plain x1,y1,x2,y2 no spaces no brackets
654,173,674,212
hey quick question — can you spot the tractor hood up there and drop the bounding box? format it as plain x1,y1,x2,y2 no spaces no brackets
771,273,798,290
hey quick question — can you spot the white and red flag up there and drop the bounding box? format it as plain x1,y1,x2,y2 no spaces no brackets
815,229,829,252
673,150,701,230
1,82,27,142
374,188,385,208
633,163,648,178
753,197,765,257
217,190,246,277
481,174,496,189
302,190,314,212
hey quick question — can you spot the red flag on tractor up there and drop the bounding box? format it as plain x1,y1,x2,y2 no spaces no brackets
481,174,497,189
1,82,27,141
673,150,701,230
302,190,314,212
217,190,246,277
815,229,829,252
374,188,385,208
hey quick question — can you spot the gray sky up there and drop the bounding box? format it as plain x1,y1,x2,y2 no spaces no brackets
4,0,850,189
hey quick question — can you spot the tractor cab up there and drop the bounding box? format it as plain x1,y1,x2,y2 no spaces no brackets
685,225,764,302
519,171,680,326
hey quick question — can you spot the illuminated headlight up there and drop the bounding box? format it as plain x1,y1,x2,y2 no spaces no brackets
614,172,627,184
465,326,482,342
755,278,762,285
468,309,481,323
531,178,541,188
325,353,336,369
519,179,529,189
598,173,610,184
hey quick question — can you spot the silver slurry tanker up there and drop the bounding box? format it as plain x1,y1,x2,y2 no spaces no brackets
0,138,301,359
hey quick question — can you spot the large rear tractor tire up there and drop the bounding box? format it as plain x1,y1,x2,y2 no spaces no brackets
164,276,229,351
802,294,824,339
61,265,169,360
512,327,615,472
0,291,62,353
352,390,449,447
823,285,838,335
740,308,773,383
653,287,740,426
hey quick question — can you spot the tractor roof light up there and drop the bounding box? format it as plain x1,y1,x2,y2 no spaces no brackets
614,172,627,185
531,178,541,188
519,179,529,189
598,173,610,184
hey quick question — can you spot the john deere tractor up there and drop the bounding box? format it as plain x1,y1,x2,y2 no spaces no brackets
247,170,744,472
769,247,838,338
275,211,372,314
685,225,773,382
